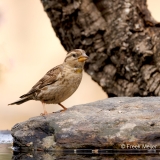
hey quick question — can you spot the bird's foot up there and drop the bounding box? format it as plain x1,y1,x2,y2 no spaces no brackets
60,108,67,112
40,110,48,116
52,108,67,113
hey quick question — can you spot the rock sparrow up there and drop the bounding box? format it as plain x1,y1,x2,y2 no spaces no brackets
9,49,88,115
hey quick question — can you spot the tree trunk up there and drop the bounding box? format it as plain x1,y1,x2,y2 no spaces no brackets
40,0,160,97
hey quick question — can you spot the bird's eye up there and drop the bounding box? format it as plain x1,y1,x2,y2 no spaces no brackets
72,54,76,58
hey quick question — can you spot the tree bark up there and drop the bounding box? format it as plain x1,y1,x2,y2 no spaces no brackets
40,0,160,97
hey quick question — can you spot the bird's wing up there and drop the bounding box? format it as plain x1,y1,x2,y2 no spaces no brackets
20,64,63,98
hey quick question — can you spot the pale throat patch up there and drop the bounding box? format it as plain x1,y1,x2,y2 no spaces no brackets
74,68,83,73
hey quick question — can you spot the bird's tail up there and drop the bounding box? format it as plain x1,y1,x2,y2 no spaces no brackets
8,97,32,105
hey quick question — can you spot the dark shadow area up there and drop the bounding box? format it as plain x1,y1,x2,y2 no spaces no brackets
12,149,160,160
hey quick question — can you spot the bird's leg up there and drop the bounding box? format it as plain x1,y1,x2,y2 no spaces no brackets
40,101,48,116
58,103,67,112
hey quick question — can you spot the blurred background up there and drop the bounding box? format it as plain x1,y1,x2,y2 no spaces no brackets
0,0,159,129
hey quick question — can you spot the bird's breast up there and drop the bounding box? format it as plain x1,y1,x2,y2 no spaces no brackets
37,68,83,104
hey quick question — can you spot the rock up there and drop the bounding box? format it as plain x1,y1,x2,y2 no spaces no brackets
11,97,160,151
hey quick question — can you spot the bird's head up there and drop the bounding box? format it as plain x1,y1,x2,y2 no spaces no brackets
64,49,88,68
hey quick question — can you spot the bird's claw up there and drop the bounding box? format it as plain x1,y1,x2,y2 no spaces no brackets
40,111,48,116
52,108,67,114
60,109,67,112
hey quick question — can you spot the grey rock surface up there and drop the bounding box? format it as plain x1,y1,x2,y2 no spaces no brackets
11,97,160,151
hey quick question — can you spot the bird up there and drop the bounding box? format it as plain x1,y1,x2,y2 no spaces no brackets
8,49,88,115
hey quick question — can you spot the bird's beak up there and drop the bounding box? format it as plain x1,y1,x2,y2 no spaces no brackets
78,54,88,62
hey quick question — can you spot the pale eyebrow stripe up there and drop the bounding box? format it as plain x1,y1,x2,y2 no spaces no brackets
64,54,73,62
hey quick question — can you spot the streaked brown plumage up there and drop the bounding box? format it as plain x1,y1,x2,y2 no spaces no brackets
8,49,88,115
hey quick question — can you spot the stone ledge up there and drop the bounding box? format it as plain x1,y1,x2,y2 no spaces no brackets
11,97,160,151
